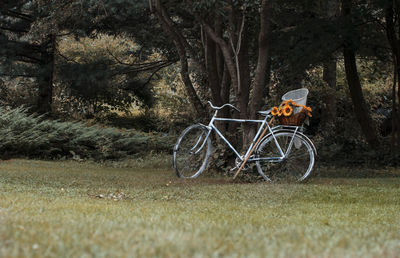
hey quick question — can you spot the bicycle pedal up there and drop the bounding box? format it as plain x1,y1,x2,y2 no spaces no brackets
234,155,252,171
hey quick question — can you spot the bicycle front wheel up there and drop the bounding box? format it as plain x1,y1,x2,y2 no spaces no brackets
255,132,315,182
173,124,211,178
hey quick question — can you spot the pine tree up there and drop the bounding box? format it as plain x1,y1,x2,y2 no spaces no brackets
0,1,59,113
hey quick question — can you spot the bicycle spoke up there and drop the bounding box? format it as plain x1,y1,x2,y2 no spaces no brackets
256,132,314,182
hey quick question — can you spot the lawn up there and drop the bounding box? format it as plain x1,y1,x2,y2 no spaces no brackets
1,159,400,257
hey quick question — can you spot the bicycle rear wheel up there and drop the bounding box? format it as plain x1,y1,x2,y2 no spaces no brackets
255,131,315,182
173,124,211,178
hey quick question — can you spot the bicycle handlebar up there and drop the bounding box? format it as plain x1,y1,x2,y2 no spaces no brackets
207,101,240,113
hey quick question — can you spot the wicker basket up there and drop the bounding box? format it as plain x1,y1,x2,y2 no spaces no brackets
278,109,307,126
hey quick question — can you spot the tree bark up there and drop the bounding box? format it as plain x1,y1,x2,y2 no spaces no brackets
237,23,252,148
249,0,271,119
37,34,55,114
321,0,339,127
322,58,337,125
215,15,224,85
206,33,222,106
237,21,250,120
341,0,380,148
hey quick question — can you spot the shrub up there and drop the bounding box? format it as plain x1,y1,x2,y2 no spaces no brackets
0,106,172,160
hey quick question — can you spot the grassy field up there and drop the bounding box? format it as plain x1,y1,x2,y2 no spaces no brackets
1,159,400,257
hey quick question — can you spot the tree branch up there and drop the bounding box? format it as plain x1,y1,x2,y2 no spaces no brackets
195,15,238,94
0,26,29,33
230,12,246,94
4,10,34,22
152,0,206,118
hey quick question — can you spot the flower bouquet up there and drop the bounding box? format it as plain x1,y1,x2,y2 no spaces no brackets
270,99,312,126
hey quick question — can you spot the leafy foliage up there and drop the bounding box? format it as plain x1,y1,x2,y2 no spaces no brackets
0,106,172,160
1,0,400,164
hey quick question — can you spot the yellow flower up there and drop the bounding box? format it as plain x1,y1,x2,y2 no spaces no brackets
282,105,293,117
278,107,283,117
301,106,312,117
271,106,279,116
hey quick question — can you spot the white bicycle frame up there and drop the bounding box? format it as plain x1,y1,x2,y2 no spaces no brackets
198,101,306,165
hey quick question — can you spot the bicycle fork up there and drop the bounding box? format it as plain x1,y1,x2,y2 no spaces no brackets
189,129,212,155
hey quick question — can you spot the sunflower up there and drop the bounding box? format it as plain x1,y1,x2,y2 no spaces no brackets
299,105,312,117
271,106,279,116
282,105,293,117
278,107,283,116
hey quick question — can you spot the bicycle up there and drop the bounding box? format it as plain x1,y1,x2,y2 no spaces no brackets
173,101,317,182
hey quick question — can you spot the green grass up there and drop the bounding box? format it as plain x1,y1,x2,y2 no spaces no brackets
1,160,400,257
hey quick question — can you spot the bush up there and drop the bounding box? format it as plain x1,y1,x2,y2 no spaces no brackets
0,106,172,160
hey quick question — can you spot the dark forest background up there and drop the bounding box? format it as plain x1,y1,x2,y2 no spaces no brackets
1,0,400,168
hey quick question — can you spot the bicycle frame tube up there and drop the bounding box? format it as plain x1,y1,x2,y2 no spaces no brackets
283,126,299,158
249,126,301,162
211,124,242,158
206,110,270,161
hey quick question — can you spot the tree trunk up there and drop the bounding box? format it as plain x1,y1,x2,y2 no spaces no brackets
341,0,380,148
37,35,55,114
206,33,222,106
237,24,250,120
206,31,229,135
343,47,379,148
215,15,224,86
152,0,206,119
321,0,339,127
245,0,272,146
322,59,337,125
237,24,252,148
249,0,271,118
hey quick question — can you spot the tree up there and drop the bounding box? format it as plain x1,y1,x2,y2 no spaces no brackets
149,0,272,147
0,1,55,113
1,0,174,116
322,0,340,127
340,0,380,148
0,0,93,113
383,0,400,148
56,34,174,116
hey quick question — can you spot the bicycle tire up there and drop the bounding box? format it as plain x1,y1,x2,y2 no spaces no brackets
255,131,315,182
173,124,211,178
